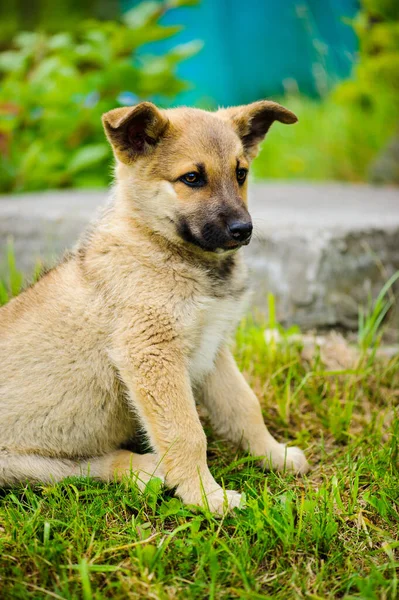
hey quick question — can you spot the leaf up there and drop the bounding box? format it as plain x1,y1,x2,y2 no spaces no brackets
0,51,26,73
68,144,109,174
48,33,73,51
31,56,78,84
159,498,182,517
166,40,204,63
167,0,200,7
14,31,42,50
123,1,162,30
132,24,184,46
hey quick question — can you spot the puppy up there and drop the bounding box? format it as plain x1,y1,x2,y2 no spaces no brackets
0,100,309,512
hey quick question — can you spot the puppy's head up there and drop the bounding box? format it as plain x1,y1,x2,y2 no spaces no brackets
102,100,297,253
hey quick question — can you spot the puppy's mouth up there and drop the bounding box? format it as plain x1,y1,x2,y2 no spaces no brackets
223,238,251,249
177,219,252,252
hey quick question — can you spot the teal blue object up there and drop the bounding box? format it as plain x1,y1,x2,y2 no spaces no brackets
121,0,359,107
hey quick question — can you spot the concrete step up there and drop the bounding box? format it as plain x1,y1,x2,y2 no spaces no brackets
1,183,398,330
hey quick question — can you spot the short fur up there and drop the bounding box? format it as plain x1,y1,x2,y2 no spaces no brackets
0,100,308,512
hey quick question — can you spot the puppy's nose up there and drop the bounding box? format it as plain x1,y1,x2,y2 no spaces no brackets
228,220,253,242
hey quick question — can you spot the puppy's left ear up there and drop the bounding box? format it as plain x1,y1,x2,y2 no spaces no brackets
102,102,169,164
218,100,297,159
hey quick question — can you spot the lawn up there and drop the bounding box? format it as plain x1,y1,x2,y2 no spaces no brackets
0,296,398,599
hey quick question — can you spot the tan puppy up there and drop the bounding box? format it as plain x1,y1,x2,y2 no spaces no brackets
0,101,309,512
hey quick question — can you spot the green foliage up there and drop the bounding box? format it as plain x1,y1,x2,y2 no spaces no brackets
335,0,399,115
0,239,45,305
0,239,25,304
254,0,399,182
0,1,200,192
358,270,399,355
0,0,121,44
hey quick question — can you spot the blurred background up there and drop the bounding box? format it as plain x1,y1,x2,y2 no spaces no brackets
0,0,398,191
0,0,398,335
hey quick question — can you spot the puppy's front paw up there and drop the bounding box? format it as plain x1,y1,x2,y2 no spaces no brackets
284,445,309,474
263,443,309,475
205,488,243,514
178,484,243,514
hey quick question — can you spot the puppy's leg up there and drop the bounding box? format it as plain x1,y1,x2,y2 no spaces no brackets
199,346,309,474
0,450,163,490
112,324,241,514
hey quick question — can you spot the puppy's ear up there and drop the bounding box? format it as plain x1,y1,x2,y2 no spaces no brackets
102,102,169,164
218,100,297,159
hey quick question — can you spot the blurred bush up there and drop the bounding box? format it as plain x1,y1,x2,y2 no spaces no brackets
254,0,399,183
334,0,398,118
0,1,199,192
0,0,120,44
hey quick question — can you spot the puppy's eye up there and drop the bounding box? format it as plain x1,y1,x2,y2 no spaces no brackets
180,172,205,187
236,168,248,185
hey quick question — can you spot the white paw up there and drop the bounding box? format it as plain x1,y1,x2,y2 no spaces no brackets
179,484,243,514
263,443,309,474
284,445,309,474
204,488,243,514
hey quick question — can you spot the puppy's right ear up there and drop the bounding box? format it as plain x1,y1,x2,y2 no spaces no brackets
102,102,169,164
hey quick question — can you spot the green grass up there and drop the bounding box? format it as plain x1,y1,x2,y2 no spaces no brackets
1,266,399,599
0,239,43,306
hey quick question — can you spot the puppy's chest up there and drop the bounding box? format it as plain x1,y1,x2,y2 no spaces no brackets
187,292,249,383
